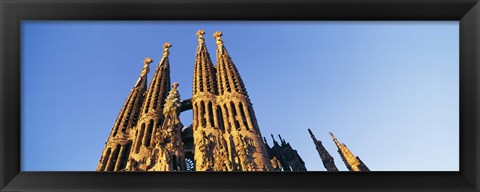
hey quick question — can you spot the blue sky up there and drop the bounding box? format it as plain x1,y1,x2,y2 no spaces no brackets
21,21,459,171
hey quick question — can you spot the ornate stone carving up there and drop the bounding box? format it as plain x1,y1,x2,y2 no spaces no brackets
163,82,182,126
162,42,172,57
196,29,205,43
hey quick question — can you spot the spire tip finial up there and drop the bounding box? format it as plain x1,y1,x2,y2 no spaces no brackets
163,42,172,49
140,57,153,76
143,57,153,65
197,30,206,43
196,29,205,36
162,42,172,57
329,132,336,139
213,31,223,45
213,31,223,38
172,82,179,89
308,128,315,137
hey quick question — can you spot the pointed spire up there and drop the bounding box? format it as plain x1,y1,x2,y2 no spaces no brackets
193,29,217,95
133,57,152,89
306,129,338,171
278,134,286,145
140,42,172,115
329,131,369,171
308,128,315,139
97,58,152,171
329,131,342,148
271,134,279,146
214,31,248,96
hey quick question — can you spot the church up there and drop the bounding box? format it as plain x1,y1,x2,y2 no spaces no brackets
96,30,369,172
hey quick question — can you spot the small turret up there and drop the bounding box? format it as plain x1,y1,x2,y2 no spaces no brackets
308,129,338,172
329,132,370,171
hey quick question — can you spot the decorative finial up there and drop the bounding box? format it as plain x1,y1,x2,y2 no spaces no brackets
197,30,205,43
213,31,223,45
162,42,172,57
141,57,153,76
143,57,153,65
329,132,341,146
172,82,179,89
163,42,172,49
329,132,335,138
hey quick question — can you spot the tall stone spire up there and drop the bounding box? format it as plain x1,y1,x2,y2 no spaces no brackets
192,30,231,171
97,58,152,171
126,43,173,171
214,31,247,96
141,42,172,115
193,30,217,95
214,31,273,171
308,129,338,171
329,132,370,171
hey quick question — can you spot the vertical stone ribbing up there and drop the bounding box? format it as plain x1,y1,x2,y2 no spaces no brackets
97,58,151,171
214,31,272,171
308,129,338,171
126,43,172,171
192,30,232,171
329,132,370,171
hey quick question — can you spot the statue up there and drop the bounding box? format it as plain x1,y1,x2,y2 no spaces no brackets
163,82,182,126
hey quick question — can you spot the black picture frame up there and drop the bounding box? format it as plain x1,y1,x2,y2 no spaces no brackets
1,0,479,191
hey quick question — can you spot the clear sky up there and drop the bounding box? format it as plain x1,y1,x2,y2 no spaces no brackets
21,21,459,171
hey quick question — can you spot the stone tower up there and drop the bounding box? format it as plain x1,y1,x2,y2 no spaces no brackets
192,30,232,171
96,57,152,171
329,132,370,171
213,31,273,171
97,31,375,172
308,129,338,171
126,43,172,171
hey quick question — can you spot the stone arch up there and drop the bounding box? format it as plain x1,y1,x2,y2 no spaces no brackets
144,119,154,147
118,140,133,170
107,144,121,171
99,147,111,171
238,102,249,130
135,123,145,153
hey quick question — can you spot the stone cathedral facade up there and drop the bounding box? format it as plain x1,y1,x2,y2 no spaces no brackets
96,30,369,172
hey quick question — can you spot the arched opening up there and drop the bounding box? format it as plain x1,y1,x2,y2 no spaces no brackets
180,108,193,128
239,102,249,130
99,148,111,171
216,106,225,132
230,101,240,130
107,144,121,171
223,104,231,133
144,119,154,147
200,101,206,127
118,140,133,171
135,123,145,153
208,101,214,127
